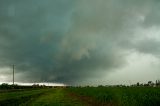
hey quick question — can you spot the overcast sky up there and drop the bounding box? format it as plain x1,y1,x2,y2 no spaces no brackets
0,0,160,85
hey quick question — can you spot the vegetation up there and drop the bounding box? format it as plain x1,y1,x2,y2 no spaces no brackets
0,89,50,106
68,87,160,106
0,83,160,106
0,87,83,106
29,88,83,106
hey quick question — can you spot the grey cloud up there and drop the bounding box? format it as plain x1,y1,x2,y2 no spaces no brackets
133,39,160,56
0,0,160,85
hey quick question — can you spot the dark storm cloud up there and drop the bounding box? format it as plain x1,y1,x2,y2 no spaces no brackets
0,0,160,85
0,0,75,83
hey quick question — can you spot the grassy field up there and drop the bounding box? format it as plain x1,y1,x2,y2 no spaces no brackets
68,87,160,106
0,88,84,106
0,87,160,106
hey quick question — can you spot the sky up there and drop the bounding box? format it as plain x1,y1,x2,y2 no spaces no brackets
0,0,160,85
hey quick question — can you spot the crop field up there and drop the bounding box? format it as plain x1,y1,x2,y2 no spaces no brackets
0,87,160,106
68,87,160,106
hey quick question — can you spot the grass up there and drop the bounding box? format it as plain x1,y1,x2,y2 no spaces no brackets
0,88,84,106
0,89,49,106
68,87,160,106
0,87,160,106
29,88,84,106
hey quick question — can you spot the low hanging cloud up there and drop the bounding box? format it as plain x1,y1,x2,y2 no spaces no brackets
0,0,160,85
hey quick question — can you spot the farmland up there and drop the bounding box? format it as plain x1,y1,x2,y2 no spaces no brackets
68,87,160,106
0,86,160,106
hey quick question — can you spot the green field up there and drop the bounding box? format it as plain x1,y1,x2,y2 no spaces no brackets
0,87,160,106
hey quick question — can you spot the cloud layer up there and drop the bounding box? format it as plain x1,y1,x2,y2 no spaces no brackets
0,0,160,85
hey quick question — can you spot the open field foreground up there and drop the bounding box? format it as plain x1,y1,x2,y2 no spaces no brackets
0,87,160,106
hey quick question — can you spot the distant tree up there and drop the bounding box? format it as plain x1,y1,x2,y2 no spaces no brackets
0,83,10,89
98,85,104,87
148,81,154,86
156,80,160,87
